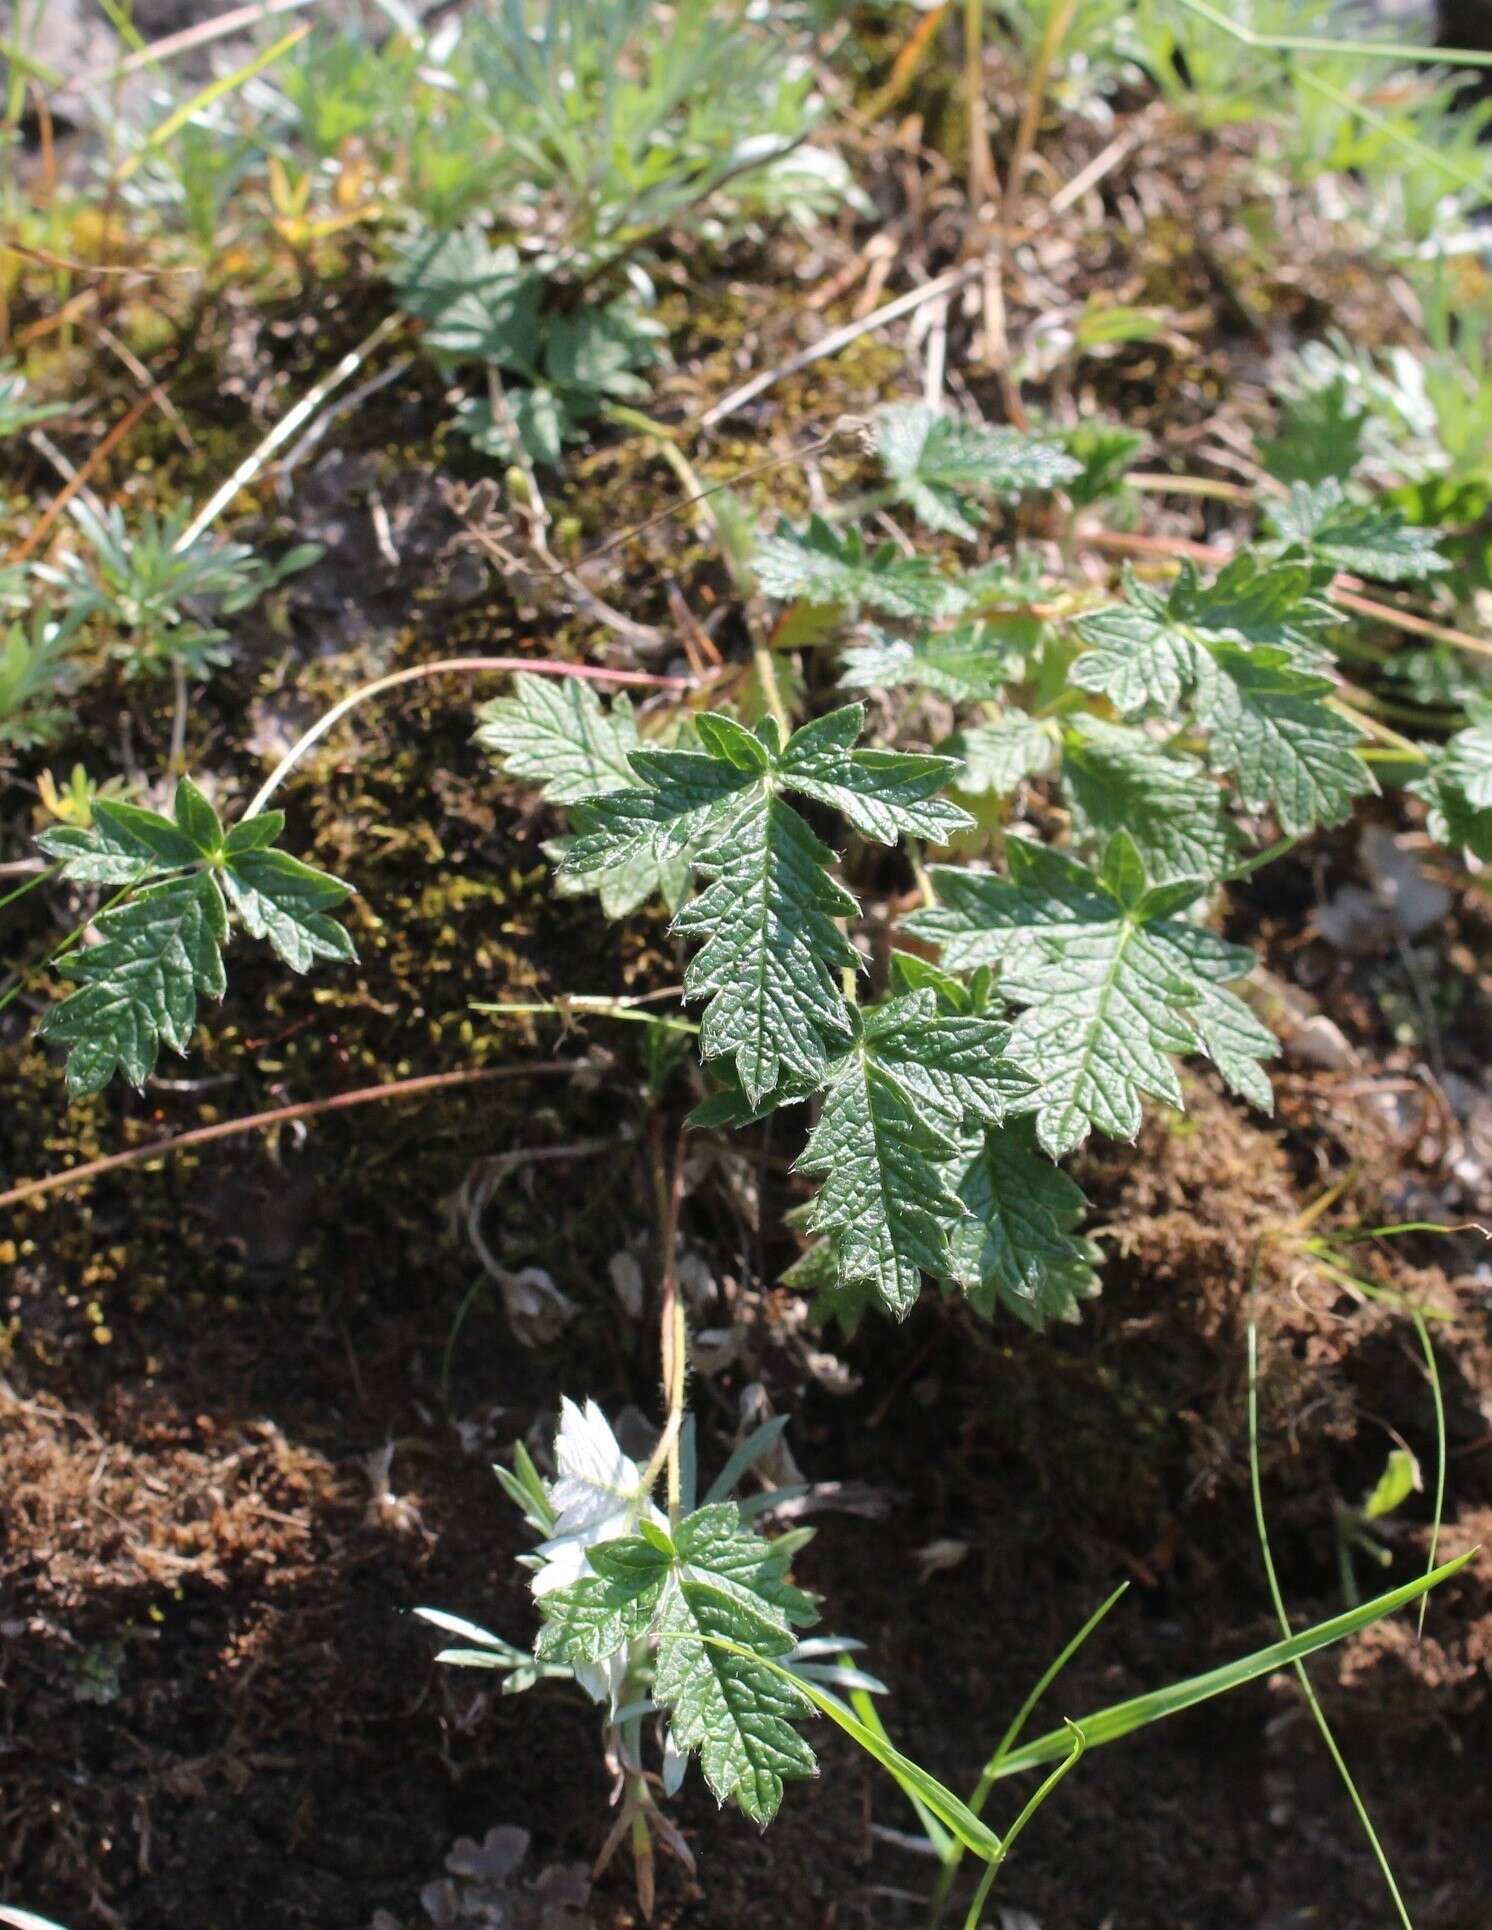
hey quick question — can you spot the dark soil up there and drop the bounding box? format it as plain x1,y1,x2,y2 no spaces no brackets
3,59,1492,1930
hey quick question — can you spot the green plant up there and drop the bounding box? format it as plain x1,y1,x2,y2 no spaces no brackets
22,412,1474,1899
36,502,319,680
0,605,85,749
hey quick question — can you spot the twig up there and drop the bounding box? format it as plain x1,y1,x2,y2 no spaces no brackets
7,391,154,565
0,1063,587,1213
176,312,406,551
699,118,1142,429
700,264,990,428
244,656,693,820
70,0,319,90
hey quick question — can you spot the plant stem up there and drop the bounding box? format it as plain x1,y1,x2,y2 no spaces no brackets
1246,1315,1414,1930
960,1724,1085,1930
472,994,698,1034
1004,0,1079,229
243,656,692,820
927,1583,1125,1924
647,1115,689,1523
753,630,792,742
0,861,61,914
0,1062,588,1212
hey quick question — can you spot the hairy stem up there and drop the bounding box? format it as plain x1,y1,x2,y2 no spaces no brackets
0,1062,588,1212
243,656,692,820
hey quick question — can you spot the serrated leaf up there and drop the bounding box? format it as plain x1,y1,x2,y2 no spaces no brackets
36,783,355,1094
839,621,1036,702
875,404,1080,538
1411,698,1492,860
942,1120,1102,1328
1267,479,1449,582
479,674,697,913
795,991,1031,1316
1260,376,1367,486
1061,716,1237,882
219,847,356,972
654,1504,817,1824
903,836,1275,1156
1193,644,1375,834
392,224,540,370
754,516,965,619
1071,555,1335,716
950,710,1058,797
775,705,972,843
673,786,859,1104
564,707,967,1104
477,674,642,803
1071,559,1372,832
38,872,228,1095
535,1564,667,1666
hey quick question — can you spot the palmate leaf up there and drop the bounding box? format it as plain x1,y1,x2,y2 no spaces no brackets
1070,559,1374,832
754,516,965,619
1267,479,1449,583
562,706,973,1104
795,990,1033,1316
36,779,354,1095
391,223,540,370
476,672,691,916
1412,698,1492,860
535,1502,818,1825
838,620,1037,702
903,834,1276,1157
875,404,1080,539
1061,716,1237,883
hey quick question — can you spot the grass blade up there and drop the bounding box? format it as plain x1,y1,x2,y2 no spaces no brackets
1246,1318,1415,1929
989,1549,1473,1779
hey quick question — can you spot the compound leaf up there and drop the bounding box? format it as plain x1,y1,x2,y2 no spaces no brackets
950,711,1059,797
942,1121,1102,1328
796,991,1030,1316
1267,479,1449,583
903,835,1275,1156
1061,716,1237,882
1412,698,1492,860
564,707,970,1104
754,516,965,619
876,403,1080,538
219,847,357,972
38,871,228,1096
36,780,355,1095
654,1504,817,1824
1260,376,1367,486
838,621,1037,703
1194,645,1375,833
477,673,691,914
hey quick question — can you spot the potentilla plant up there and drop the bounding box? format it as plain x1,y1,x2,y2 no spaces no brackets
18,400,1484,1912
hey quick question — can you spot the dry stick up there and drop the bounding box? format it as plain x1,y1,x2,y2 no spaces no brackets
699,126,1140,429
177,311,406,551
0,1062,584,1214
70,0,319,90
7,390,156,565
1083,527,1492,662
1332,587,1492,664
244,656,694,820
1002,0,1080,232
